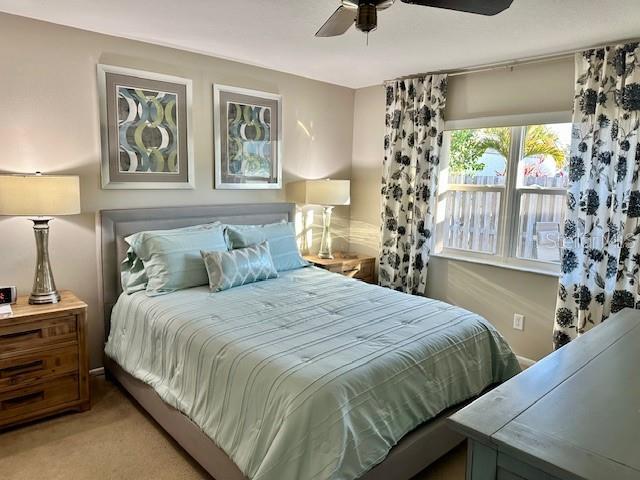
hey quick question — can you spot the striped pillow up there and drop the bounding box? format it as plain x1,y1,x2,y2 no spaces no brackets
225,222,308,272
126,222,228,296
201,241,278,292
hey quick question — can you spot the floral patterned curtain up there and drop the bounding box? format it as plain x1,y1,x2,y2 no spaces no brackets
379,75,447,295
554,43,640,349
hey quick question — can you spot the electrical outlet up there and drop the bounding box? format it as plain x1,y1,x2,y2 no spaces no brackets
513,313,525,331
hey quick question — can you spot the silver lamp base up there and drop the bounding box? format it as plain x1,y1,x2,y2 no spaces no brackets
318,206,334,259
29,218,60,305
29,290,61,305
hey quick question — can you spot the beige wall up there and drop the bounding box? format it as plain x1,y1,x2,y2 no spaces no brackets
0,13,354,368
350,86,386,258
350,58,575,361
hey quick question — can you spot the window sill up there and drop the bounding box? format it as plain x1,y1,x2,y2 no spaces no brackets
430,252,561,278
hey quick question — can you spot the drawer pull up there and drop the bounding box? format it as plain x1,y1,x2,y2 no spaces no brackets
2,391,44,410
0,360,45,379
0,329,42,343
344,268,361,277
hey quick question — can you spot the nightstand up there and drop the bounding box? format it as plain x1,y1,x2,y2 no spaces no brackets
0,291,90,429
304,252,376,284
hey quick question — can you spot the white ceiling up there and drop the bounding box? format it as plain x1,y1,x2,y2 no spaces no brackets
1,0,639,88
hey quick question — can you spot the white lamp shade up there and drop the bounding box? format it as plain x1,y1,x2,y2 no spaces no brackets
0,174,81,216
287,179,350,206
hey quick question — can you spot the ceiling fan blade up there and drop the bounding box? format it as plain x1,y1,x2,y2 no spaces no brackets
400,0,513,16
315,5,357,37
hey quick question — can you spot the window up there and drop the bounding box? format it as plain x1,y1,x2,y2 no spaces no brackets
434,121,572,272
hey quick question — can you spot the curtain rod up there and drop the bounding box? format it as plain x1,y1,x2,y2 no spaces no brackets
387,36,640,82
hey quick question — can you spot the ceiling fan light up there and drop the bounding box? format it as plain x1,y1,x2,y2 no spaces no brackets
356,3,377,33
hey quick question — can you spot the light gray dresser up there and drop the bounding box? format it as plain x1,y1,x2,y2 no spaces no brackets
448,308,640,480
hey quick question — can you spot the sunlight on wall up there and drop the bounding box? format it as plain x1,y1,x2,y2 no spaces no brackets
287,116,350,180
296,120,315,141
445,262,511,308
294,205,351,255
348,220,380,254
294,207,315,254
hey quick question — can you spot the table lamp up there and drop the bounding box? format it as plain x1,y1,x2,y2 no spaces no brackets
287,179,350,259
0,173,81,304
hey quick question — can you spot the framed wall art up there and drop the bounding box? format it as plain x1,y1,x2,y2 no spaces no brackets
97,65,194,189
213,85,282,189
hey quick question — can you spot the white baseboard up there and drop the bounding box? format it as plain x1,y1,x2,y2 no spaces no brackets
89,367,105,376
516,355,536,369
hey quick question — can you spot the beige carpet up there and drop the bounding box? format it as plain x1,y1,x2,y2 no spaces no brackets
0,376,466,480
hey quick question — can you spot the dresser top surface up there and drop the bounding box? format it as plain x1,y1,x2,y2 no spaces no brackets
1,290,86,323
449,308,640,480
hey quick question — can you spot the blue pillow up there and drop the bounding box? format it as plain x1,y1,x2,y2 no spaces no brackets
125,222,228,296
225,222,308,272
201,241,278,292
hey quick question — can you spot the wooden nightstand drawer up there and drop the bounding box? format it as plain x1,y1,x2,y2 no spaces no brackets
340,259,363,273
0,291,89,428
0,374,79,424
353,260,373,277
0,315,77,356
304,252,377,284
0,346,79,392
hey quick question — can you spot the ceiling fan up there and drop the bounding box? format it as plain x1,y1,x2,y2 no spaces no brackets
315,0,514,37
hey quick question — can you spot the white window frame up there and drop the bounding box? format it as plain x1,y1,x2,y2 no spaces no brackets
433,112,572,276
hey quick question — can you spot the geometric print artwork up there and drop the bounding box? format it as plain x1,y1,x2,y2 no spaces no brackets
201,241,279,292
98,64,194,189
117,86,179,174
213,84,281,190
226,102,272,179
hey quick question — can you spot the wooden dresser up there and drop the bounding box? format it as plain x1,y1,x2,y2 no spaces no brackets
304,252,376,284
449,308,640,480
0,291,89,429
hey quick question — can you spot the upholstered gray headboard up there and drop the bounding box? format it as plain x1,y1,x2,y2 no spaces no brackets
99,203,296,339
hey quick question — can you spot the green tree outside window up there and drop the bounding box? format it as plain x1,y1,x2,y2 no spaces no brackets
449,125,568,175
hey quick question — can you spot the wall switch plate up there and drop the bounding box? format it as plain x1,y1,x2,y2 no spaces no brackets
513,313,525,331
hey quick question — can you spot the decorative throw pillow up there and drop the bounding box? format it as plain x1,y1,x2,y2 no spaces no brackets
125,222,228,296
224,222,308,272
201,241,278,292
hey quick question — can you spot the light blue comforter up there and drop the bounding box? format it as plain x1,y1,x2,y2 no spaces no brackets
105,267,520,480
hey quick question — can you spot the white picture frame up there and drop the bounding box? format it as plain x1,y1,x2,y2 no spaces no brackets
213,84,282,190
97,64,195,190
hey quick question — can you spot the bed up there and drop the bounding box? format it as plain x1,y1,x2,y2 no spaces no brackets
100,203,520,480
